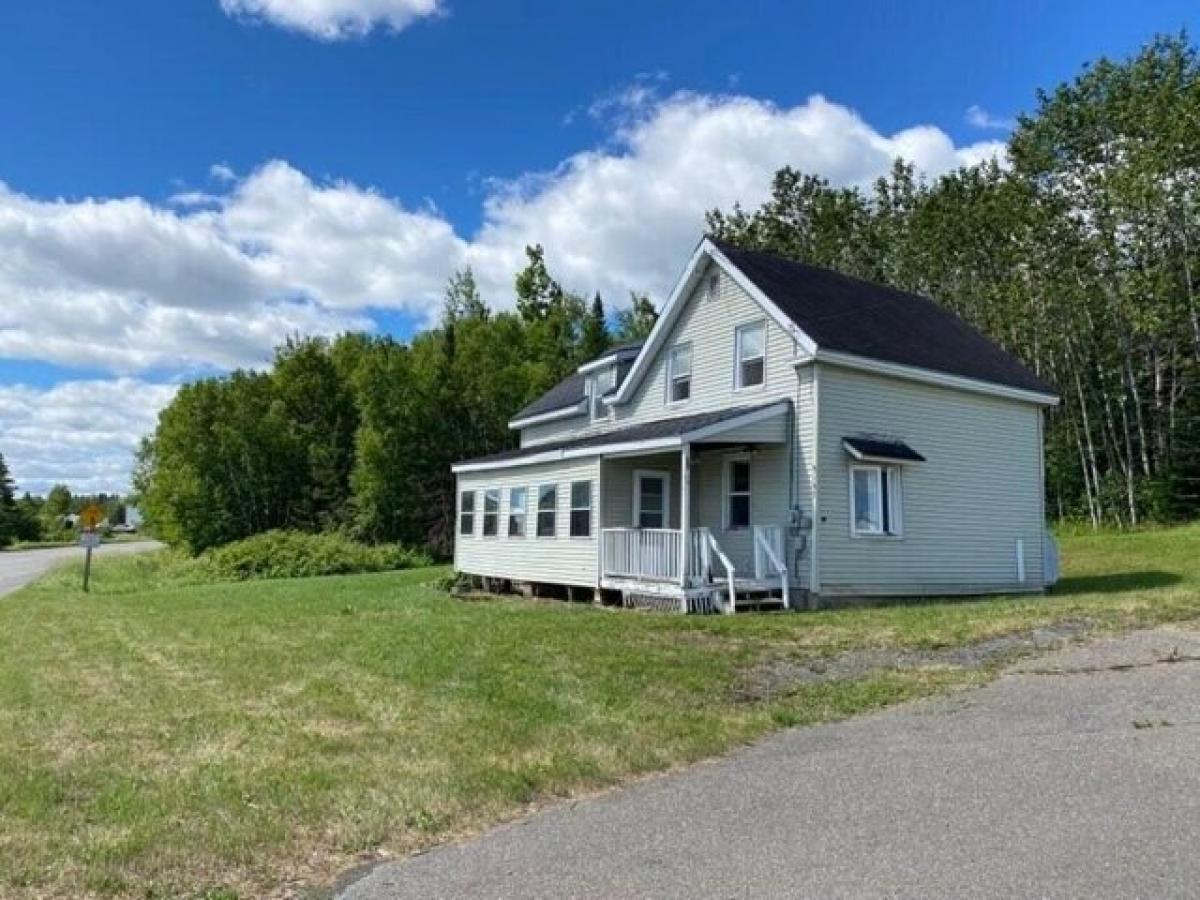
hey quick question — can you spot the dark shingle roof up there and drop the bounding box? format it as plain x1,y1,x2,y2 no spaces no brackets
710,239,1055,396
459,402,786,467
843,436,926,463
512,340,644,421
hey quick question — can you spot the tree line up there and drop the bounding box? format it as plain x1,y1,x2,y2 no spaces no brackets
0,458,134,548
134,249,658,554
128,34,1198,553
708,34,1200,527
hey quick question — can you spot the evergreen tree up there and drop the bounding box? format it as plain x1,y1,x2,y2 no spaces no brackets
613,292,658,341
579,293,611,361
0,452,16,547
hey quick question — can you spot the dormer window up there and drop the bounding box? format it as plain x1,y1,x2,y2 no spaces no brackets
591,365,616,421
667,342,692,403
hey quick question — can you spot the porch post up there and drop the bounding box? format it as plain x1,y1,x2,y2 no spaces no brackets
679,442,691,608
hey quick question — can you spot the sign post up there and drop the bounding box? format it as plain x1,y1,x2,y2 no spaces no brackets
78,505,104,593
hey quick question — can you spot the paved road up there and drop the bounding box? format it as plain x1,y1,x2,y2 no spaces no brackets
0,541,163,597
341,626,1200,900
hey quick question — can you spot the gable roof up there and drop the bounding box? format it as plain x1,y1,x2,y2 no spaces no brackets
510,340,643,424
456,400,789,472
708,238,1055,397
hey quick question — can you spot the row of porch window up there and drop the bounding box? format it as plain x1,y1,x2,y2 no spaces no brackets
459,458,755,540
459,481,592,539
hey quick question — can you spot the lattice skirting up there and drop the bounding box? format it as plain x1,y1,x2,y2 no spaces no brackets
622,591,722,614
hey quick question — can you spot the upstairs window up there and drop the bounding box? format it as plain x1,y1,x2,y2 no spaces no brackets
482,488,500,536
459,490,475,536
508,487,527,537
570,481,592,537
537,484,557,537
724,457,751,530
735,322,765,389
668,342,692,403
851,465,903,537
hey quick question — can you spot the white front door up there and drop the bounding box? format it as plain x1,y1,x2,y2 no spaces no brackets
633,470,671,529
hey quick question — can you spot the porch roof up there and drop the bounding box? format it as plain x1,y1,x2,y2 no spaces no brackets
452,400,790,473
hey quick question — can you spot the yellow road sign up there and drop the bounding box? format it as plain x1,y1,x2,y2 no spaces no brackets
79,504,105,530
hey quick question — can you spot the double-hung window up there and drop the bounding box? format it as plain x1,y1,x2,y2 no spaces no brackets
537,484,557,537
569,481,592,537
851,465,903,537
735,322,765,389
668,342,692,403
459,490,475,535
725,457,751,530
482,488,500,536
507,487,527,537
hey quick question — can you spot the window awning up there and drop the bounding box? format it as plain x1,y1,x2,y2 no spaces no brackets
842,436,925,464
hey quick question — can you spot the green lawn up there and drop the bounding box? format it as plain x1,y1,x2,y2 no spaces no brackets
2,526,1198,899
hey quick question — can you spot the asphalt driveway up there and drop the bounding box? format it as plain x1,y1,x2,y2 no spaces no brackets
0,541,162,597
340,626,1200,899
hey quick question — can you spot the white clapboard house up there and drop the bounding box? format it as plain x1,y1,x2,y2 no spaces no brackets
452,237,1060,612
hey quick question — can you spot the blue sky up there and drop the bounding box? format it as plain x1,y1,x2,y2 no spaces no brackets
0,0,1194,493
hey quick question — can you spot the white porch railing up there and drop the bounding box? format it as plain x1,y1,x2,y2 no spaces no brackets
601,526,740,613
601,528,683,582
753,525,789,610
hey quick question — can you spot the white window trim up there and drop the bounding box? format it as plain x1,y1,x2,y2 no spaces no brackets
734,320,767,391
632,469,671,530
569,480,593,538
459,489,476,537
722,454,752,532
849,464,904,538
666,341,693,406
508,486,527,538
536,483,557,538
481,488,500,538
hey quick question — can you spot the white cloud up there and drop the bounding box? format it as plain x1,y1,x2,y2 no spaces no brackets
220,0,442,40
464,92,1006,305
965,104,1016,131
0,379,178,494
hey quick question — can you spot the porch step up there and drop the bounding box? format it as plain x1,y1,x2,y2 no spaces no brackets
713,586,788,613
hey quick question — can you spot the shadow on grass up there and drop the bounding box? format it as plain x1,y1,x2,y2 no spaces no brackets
1050,571,1182,596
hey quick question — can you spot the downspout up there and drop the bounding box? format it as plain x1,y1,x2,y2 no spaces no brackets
808,362,821,608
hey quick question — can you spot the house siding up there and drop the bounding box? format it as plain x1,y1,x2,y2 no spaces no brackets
510,263,815,590
455,457,600,588
816,364,1046,596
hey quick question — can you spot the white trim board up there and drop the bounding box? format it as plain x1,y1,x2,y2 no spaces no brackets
508,402,586,430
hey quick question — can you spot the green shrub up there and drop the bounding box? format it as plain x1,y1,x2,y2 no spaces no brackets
199,530,433,582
